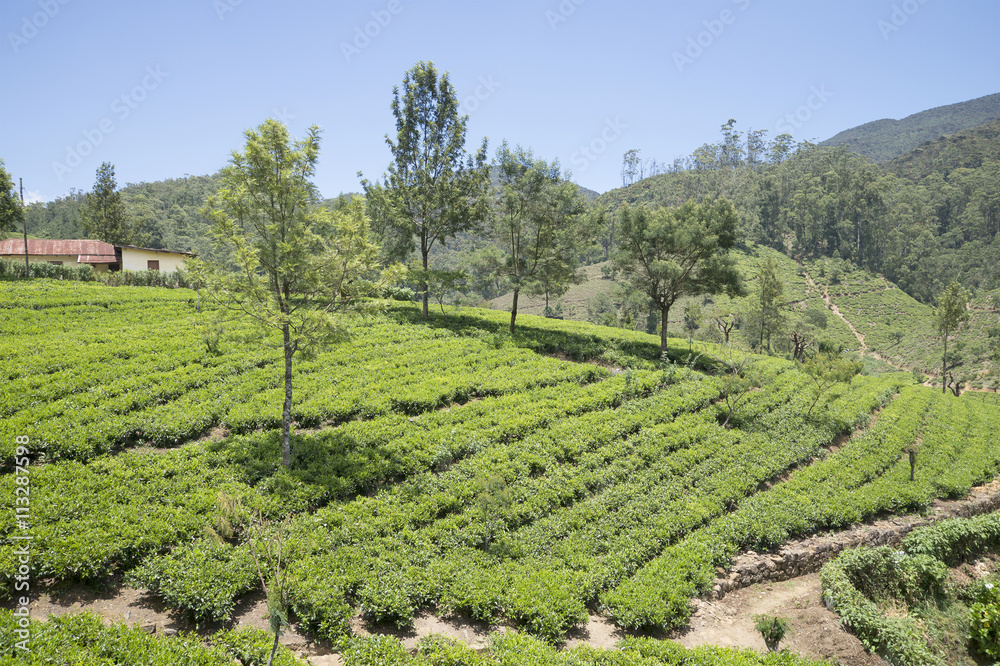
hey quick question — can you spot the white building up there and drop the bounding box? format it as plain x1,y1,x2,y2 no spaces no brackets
0,239,194,272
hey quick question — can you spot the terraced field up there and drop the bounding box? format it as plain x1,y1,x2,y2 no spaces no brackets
2,280,1000,665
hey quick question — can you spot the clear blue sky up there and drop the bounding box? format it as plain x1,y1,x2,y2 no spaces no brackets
1,0,998,203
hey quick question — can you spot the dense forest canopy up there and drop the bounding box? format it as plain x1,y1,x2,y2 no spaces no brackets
594,119,1000,303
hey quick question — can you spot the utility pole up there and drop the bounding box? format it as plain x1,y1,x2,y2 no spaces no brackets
20,178,29,276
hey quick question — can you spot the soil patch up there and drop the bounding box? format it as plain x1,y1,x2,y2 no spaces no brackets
677,573,886,665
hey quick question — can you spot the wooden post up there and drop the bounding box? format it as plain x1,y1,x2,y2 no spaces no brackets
20,178,29,276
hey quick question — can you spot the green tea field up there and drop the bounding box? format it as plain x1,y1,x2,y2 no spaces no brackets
3,280,1000,665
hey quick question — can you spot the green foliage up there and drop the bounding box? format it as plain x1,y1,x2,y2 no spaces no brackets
753,614,791,652
196,119,393,466
743,256,785,352
801,352,863,416
969,600,1000,660
820,549,946,666
212,626,303,666
902,511,1000,566
0,256,97,281
336,630,830,665
361,60,491,318
0,610,303,665
490,142,588,332
821,513,1000,665
0,157,23,235
80,161,149,246
613,198,743,353
127,537,257,624
505,570,589,641
823,92,1000,163
6,281,1000,651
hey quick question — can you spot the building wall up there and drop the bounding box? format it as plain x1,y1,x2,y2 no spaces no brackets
1,253,79,265
120,248,189,272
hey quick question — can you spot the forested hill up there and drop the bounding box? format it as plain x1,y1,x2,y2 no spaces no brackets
819,92,1000,163
591,119,999,304
886,117,1000,180
22,174,224,259
21,172,599,258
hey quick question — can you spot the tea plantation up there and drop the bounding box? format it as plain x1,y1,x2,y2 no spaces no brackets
3,280,1000,664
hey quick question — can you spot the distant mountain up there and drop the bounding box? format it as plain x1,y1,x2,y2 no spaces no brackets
820,92,1000,163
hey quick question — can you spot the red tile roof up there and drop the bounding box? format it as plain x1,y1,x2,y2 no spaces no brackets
0,239,115,256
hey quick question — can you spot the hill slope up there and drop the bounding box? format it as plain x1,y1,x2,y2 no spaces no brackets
886,117,1000,180
3,279,1000,665
820,92,1000,163
489,246,1000,386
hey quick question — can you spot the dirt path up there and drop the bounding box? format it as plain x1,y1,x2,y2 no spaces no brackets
678,574,885,665
18,571,882,665
803,270,868,353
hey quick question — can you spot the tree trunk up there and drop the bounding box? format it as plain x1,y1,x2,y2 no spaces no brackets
941,336,947,394
660,306,670,357
281,323,293,467
510,287,519,334
421,249,430,319
266,630,280,666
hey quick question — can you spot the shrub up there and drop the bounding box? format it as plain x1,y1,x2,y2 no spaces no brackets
969,598,1000,660
753,614,790,652
504,569,589,641
127,537,257,625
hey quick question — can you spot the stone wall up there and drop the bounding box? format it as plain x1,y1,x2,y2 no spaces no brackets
711,480,1000,600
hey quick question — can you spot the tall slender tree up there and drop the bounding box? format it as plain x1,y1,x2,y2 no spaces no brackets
934,281,970,394
197,119,394,466
746,256,786,352
361,61,490,318
80,162,148,246
613,198,743,356
490,142,586,333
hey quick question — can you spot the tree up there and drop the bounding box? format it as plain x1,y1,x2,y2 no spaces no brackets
621,148,641,187
196,119,393,467
712,306,739,345
801,352,862,416
613,198,743,356
0,159,23,236
361,61,490,318
745,256,786,352
418,268,466,313
490,142,587,333
210,495,291,666
683,301,702,352
80,162,148,246
934,281,970,394
587,204,616,261
719,353,759,428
